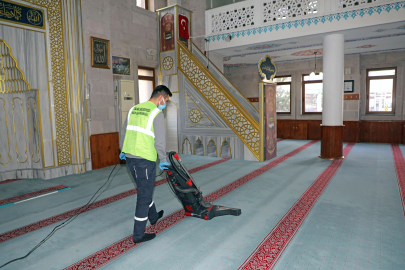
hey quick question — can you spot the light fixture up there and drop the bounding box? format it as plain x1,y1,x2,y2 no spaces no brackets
309,51,323,78
224,34,232,42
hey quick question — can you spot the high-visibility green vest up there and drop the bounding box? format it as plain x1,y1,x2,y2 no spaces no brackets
122,101,162,162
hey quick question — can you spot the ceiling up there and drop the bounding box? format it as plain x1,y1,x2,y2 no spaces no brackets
210,21,405,67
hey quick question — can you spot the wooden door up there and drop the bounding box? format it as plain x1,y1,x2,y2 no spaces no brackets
295,123,308,140
284,123,294,139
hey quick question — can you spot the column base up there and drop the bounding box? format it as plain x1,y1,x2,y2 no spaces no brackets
320,125,343,159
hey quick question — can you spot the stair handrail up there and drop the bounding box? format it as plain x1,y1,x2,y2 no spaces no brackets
177,40,260,159
191,42,259,113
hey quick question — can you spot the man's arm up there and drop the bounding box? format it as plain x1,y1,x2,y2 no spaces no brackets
153,113,167,163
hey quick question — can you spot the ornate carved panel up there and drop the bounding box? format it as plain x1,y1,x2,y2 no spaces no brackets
263,0,318,23
339,0,389,9
178,42,260,159
211,4,255,33
23,0,72,166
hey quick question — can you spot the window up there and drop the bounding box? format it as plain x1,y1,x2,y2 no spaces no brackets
366,68,396,114
136,0,148,10
302,73,323,114
138,67,155,103
274,76,291,114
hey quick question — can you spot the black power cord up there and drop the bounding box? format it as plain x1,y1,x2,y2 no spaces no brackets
0,161,169,269
0,163,125,268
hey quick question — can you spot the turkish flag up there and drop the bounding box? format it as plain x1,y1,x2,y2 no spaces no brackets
178,14,189,39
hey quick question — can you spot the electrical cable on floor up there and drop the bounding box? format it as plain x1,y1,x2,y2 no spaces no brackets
0,161,168,268
0,163,120,268
0,161,164,268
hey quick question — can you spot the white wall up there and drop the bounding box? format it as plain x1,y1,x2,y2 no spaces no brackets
82,0,165,135
224,50,405,121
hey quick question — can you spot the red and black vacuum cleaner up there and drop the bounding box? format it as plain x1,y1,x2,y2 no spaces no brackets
165,151,241,220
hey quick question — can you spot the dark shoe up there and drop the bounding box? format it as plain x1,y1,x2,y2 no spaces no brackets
133,233,156,244
151,210,164,225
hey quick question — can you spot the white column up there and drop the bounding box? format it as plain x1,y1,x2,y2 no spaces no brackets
322,34,344,126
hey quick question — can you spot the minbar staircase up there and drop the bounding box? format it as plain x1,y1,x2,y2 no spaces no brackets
177,41,261,160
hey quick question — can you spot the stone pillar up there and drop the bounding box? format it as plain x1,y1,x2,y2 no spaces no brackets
320,34,344,159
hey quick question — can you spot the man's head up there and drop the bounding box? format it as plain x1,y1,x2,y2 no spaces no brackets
149,85,172,109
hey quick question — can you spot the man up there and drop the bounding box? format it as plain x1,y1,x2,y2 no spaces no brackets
119,85,172,243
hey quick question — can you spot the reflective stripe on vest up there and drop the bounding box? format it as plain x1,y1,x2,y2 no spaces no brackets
126,107,160,138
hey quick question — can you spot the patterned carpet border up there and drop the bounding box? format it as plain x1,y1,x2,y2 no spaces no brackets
391,144,405,216
0,179,23,185
63,140,318,270
0,185,68,206
0,158,228,244
238,143,355,270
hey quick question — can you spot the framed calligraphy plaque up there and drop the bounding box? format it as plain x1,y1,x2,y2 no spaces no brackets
0,0,45,29
91,37,110,69
259,55,277,83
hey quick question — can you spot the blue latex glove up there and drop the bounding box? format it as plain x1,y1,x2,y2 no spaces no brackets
119,152,126,160
159,161,170,170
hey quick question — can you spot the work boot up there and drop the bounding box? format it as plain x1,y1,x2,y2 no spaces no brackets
133,233,156,244
151,210,164,225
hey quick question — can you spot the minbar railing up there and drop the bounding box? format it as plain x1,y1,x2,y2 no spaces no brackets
177,40,261,160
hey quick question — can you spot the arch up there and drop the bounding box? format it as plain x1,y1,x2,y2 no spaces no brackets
207,139,217,157
194,138,204,156
182,137,192,155
220,139,232,159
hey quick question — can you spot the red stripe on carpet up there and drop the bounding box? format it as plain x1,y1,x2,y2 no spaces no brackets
0,185,68,206
238,143,355,270
0,179,24,185
63,140,318,270
391,144,405,216
0,158,228,244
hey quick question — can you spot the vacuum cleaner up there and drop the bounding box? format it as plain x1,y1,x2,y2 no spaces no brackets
165,151,241,220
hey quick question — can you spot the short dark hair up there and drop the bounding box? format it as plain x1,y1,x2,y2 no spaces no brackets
150,85,172,98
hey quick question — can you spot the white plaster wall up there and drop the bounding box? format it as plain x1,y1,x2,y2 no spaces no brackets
82,0,163,135
224,50,405,121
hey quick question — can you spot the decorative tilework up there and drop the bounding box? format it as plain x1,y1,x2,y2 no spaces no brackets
356,44,376,48
223,32,405,61
208,1,405,43
291,48,323,56
246,43,282,50
24,0,72,166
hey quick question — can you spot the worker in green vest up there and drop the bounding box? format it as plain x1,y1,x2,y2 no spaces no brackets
119,85,172,243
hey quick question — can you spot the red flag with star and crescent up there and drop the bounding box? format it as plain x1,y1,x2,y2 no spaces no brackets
178,14,189,39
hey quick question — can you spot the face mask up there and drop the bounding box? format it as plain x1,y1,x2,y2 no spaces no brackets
158,97,167,110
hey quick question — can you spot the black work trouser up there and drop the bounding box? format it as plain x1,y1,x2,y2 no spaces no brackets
126,157,158,240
